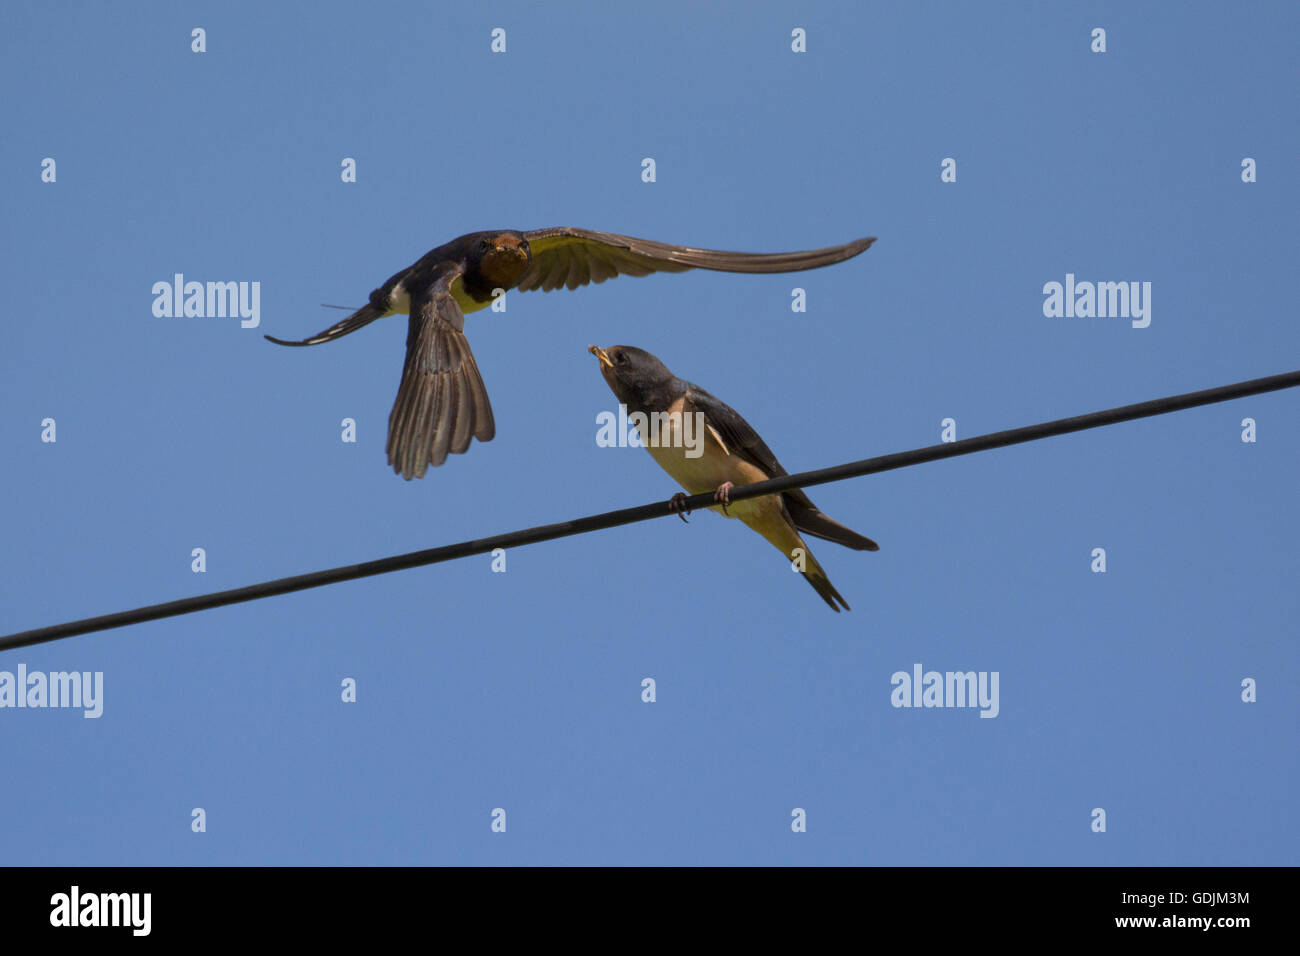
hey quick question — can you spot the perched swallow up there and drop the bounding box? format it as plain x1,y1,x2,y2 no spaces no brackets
266,228,875,479
589,344,878,611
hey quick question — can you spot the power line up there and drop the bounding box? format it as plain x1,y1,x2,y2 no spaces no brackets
3,368,1297,652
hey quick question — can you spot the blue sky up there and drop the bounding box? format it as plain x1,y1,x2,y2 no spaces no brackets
1,0,1295,865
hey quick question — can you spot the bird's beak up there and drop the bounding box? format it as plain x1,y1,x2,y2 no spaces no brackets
492,237,529,260
589,345,614,369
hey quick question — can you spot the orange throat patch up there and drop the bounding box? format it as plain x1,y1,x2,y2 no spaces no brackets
479,248,529,286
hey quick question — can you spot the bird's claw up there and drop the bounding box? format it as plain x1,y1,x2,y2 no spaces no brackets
669,492,692,523
714,481,735,516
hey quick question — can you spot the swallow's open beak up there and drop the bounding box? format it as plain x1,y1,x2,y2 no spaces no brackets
589,345,614,369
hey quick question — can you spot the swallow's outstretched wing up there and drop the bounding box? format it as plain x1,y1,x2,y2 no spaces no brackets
387,270,495,479
518,228,875,293
684,385,879,553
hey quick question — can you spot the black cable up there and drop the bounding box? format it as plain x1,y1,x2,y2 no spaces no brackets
3,368,1296,652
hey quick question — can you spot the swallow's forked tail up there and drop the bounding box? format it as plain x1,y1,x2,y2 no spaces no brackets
744,505,853,613
263,303,386,347
799,548,851,613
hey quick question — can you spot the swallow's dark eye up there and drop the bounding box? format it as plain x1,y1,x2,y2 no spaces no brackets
478,238,490,251
616,353,626,364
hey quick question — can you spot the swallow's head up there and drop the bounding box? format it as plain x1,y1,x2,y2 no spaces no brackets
589,344,674,406
474,231,532,287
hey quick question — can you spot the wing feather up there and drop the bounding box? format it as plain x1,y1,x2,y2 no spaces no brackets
386,271,495,479
264,303,385,347
685,386,878,551
518,227,874,293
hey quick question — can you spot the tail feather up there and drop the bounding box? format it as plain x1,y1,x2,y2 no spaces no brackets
801,552,850,612
264,303,386,347
743,506,853,612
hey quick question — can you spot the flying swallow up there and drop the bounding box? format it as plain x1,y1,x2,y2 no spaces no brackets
265,228,875,479
589,344,878,611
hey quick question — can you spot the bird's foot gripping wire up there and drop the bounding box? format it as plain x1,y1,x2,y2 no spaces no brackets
669,493,692,523
713,481,735,516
